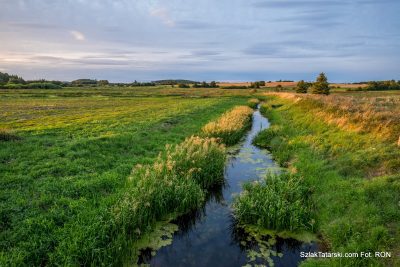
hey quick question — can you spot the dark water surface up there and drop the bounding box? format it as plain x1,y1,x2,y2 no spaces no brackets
139,108,318,267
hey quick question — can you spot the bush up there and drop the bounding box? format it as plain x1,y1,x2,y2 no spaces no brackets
233,172,314,232
202,106,253,145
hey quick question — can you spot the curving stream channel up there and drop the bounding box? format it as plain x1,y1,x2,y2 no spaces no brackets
138,107,318,267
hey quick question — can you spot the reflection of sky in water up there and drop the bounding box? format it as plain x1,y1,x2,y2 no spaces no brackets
139,109,318,267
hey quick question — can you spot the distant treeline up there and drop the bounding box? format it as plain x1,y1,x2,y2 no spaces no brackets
1,72,399,91
153,79,198,85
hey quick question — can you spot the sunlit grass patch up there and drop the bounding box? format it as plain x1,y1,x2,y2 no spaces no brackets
247,98,260,109
233,172,314,232
202,105,253,145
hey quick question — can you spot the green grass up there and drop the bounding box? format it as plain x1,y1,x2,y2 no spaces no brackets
233,172,314,232
254,95,400,266
0,87,247,265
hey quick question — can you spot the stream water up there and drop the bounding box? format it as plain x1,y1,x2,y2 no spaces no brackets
138,107,318,266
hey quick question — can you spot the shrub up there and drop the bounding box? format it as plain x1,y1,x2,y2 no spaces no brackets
233,173,314,232
202,106,253,145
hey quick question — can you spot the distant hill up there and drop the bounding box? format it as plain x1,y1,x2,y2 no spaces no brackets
152,79,198,85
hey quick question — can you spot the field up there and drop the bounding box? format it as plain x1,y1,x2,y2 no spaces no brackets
0,86,252,265
1,86,399,266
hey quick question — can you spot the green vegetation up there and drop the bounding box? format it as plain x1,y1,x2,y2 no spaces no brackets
233,172,314,232
0,87,248,266
252,94,400,266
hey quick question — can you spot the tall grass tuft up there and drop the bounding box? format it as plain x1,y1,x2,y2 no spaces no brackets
202,106,253,145
247,98,260,109
233,173,314,232
0,130,20,141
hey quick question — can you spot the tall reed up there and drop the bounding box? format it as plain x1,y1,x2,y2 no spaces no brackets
202,106,253,145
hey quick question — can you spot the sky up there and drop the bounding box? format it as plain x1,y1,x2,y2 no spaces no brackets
0,0,399,82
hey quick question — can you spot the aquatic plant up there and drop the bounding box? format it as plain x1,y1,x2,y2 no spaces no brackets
202,105,253,145
233,172,314,232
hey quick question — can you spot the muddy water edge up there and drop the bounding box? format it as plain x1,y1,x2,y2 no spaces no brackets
134,106,319,267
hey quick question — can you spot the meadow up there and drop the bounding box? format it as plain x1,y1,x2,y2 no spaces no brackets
246,91,400,266
0,86,253,265
1,85,399,266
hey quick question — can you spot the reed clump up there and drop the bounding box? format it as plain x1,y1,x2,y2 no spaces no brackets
233,173,314,232
114,135,226,249
202,106,253,145
247,98,260,109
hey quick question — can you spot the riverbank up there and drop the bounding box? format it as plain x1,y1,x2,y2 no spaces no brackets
254,94,400,266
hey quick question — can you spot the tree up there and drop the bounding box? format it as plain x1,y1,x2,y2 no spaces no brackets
311,73,330,95
296,80,308,93
210,81,218,88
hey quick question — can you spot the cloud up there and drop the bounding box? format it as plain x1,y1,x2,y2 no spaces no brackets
150,8,175,27
70,30,85,41
253,1,343,9
242,41,357,58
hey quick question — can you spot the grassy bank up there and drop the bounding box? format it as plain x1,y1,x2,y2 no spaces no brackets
0,89,247,265
248,93,399,266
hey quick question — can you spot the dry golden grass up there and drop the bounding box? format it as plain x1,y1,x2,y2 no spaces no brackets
267,92,400,144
